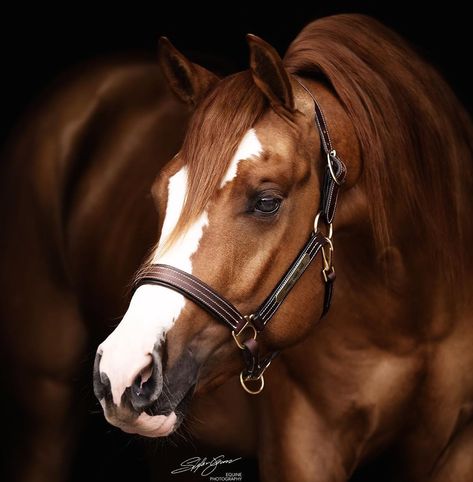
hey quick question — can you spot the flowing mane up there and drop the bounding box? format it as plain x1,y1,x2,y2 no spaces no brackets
170,14,473,288
284,14,473,285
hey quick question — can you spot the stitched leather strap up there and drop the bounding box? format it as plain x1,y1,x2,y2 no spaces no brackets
295,78,347,224
251,231,328,330
321,268,336,317
242,339,279,379
133,231,328,333
134,264,245,331
296,78,335,154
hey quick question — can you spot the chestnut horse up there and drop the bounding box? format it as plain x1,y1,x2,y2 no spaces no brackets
2,14,473,482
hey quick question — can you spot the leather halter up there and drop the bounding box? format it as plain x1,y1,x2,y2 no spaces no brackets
133,78,346,394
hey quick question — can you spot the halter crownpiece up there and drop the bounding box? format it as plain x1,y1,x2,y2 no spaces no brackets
133,78,346,394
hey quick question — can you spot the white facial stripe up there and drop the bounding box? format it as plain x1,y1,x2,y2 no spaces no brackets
99,166,208,405
219,128,263,188
152,166,209,268
154,166,202,263
99,285,185,404
99,130,262,406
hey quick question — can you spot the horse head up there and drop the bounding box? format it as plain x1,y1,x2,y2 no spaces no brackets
93,35,359,437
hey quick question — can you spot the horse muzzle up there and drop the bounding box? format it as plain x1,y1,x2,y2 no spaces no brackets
93,345,198,437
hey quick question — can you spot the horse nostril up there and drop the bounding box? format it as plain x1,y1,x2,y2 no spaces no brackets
133,374,143,397
132,363,153,398
126,352,163,413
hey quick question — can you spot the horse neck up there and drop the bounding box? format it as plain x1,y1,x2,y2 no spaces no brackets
331,181,472,354
296,77,472,350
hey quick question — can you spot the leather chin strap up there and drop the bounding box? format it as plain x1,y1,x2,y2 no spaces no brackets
133,78,346,394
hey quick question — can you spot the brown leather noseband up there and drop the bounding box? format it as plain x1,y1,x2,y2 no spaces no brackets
133,79,346,394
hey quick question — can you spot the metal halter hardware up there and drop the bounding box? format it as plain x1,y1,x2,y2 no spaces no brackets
133,78,346,395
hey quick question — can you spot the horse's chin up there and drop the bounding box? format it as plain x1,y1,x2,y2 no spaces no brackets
103,383,195,438
117,411,178,438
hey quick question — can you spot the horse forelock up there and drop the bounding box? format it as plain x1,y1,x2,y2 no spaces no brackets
163,71,267,248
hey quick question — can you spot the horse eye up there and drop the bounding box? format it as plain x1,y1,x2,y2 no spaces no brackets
254,196,281,215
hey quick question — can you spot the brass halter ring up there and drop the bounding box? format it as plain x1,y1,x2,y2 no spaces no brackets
314,212,333,239
240,371,265,395
232,316,257,350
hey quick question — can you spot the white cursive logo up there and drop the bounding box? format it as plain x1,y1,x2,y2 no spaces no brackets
171,455,242,476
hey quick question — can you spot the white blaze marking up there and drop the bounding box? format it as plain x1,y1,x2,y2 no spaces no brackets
98,128,263,407
152,166,209,267
99,166,207,405
220,128,262,188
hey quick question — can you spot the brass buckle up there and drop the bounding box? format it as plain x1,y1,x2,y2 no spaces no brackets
322,265,336,283
239,371,265,395
232,315,257,350
327,149,342,185
321,237,334,282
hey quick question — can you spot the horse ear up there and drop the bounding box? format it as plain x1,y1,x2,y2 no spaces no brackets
158,37,219,106
247,34,294,111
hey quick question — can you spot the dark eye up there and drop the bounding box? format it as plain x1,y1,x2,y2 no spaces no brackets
254,196,282,215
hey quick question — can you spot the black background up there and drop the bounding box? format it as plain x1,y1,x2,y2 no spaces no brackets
1,2,471,482
1,2,471,144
